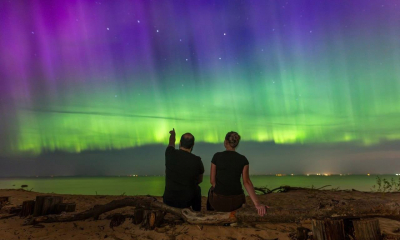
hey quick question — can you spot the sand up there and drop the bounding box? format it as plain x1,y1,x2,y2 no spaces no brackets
1,189,400,240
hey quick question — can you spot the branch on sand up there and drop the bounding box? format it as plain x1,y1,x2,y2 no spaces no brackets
24,197,236,226
254,185,332,194
23,187,400,226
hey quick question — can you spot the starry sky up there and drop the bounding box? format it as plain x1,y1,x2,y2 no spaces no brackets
0,0,400,175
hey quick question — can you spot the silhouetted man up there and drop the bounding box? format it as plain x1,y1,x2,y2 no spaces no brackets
163,128,204,211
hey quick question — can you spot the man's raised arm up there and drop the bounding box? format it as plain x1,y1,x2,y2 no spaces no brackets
168,128,176,148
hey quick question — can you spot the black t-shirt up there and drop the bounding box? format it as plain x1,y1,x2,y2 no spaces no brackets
212,151,249,196
163,146,204,202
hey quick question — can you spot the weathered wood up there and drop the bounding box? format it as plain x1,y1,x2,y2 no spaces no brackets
1,205,21,214
109,214,125,229
34,196,47,216
133,208,144,225
55,203,76,213
24,197,234,225
141,210,152,229
312,219,345,240
34,196,63,216
0,213,19,219
296,227,311,240
20,200,35,217
0,196,10,205
22,188,400,226
383,234,400,240
142,210,164,230
353,218,382,240
152,210,165,229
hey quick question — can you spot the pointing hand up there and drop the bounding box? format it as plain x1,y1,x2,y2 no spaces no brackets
169,128,175,136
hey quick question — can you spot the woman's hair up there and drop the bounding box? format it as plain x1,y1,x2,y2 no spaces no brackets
225,131,241,148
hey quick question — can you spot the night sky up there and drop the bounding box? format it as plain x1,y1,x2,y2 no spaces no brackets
0,0,399,176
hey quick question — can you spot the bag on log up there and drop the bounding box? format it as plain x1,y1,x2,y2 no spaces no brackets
20,200,35,217
34,196,63,216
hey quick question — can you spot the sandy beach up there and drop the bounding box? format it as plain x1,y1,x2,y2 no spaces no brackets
2,189,400,239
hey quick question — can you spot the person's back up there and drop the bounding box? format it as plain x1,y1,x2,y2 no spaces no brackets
163,128,204,211
212,151,248,196
164,146,203,203
208,131,267,216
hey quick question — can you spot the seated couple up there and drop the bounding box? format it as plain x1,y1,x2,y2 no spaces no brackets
163,128,267,216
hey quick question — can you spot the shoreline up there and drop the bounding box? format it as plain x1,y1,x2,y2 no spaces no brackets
0,175,392,196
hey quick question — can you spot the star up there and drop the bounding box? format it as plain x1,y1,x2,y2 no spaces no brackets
219,57,222,60
223,33,226,35
31,31,35,34
180,39,182,41
137,20,140,23
156,29,159,33
186,59,188,61
107,28,109,30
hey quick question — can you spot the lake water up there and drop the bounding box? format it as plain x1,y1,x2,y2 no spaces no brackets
0,175,394,196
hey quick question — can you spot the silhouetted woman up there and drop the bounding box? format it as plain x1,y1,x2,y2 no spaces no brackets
207,131,267,216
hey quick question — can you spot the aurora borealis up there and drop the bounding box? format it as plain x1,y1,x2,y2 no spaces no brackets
1,0,400,160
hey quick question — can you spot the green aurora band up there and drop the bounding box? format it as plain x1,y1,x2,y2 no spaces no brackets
1,1,400,156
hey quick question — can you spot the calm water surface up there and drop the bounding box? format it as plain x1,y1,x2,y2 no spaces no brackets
0,175,392,196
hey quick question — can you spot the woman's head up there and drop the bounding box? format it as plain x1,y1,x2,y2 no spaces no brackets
224,131,241,150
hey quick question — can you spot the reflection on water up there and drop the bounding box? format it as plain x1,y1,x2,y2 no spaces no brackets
0,175,390,196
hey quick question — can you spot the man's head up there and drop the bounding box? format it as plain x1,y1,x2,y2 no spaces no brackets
179,133,195,152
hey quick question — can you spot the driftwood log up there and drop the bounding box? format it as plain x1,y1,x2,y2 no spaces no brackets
312,219,345,240
133,209,145,224
22,188,400,226
24,197,236,225
312,218,382,240
20,200,35,217
34,196,63,216
353,218,382,240
141,210,165,230
0,196,10,205
296,227,311,240
55,203,76,213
